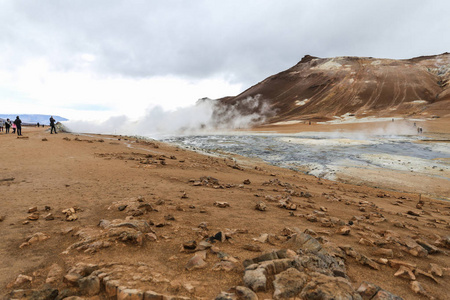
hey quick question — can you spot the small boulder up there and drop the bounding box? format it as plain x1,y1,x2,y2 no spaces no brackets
272,268,308,299
214,202,230,208
235,286,258,300
336,226,351,235
78,275,100,296
255,201,267,211
117,287,144,300
185,254,207,270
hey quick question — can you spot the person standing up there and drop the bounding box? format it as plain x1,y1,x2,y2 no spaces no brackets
14,116,22,136
5,118,11,133
0,119,4,132
49,116,57,134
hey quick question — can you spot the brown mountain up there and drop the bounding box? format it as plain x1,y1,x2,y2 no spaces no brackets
220,53,450,122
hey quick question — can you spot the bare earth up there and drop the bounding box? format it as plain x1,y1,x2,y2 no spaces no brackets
1,123,449,299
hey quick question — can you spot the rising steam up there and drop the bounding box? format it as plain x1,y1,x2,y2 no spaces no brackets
64,95,273,137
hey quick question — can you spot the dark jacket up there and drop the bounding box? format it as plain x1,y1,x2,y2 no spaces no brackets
14,118,22,127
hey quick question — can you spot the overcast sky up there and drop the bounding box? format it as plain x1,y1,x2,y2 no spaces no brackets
1,0,449,121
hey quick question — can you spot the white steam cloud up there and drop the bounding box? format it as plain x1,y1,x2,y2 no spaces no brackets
63,95,273,137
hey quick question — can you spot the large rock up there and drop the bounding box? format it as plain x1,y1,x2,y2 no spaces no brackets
299,273,362,300
117,287,144,300
273,268,308,299
104,279,121,297
294,251,346,277
243,249,296,267
243,267,267,292
78,275,100,296
46,263,63,284
235,286,258,300
8,288,58,300
285,230,324,253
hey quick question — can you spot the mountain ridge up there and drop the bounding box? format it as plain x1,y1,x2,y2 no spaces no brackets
219,53,450,122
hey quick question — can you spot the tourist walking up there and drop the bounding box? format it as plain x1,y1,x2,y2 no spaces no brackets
5,118,11,133
14,116,22,136
49,116,57,134
0,119,4,132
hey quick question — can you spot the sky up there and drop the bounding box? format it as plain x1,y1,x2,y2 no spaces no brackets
1,0,449,123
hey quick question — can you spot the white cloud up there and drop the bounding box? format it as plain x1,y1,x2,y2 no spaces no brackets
0,0,449,124
0,60,242,121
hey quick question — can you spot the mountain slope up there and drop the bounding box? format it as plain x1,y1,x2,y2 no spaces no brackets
220,53,450,122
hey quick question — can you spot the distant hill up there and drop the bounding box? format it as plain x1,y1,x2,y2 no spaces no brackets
219,53,450,122
0,114,68,125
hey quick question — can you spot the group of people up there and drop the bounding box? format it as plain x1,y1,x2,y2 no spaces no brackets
0,116,58,135
0,116,22,135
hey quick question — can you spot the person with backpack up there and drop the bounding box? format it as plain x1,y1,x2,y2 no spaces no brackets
14,116,22,136
49,116,57,134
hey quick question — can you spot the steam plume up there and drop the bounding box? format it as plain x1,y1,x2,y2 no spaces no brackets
64,95,273,137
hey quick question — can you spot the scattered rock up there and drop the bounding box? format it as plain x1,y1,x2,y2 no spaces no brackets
7,274,33,288
44,213,54,220
19,232,50,248
357,281,403,300
394,265,416,280
118,205,128,211
243,244,262,252
407,210,421,217
336,226,351,235
243,179,251,185
212,261,237,272
182,240,197,250
27,212,39,220
255,201,267,211
28,206,38,213
416,239,439,254
410,281,433,299
414,268,438,283
373,248,394,258
186,253,207,270
214,201,230,208
62,207,79,221
416,200,425,209
402,237,428,257
429,263,443,277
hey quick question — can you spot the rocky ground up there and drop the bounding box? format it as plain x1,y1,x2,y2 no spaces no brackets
0,125,449,299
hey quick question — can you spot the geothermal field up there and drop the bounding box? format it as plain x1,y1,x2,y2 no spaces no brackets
1,53,450,299
1,116,449,300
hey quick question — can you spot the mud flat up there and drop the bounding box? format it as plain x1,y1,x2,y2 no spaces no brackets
248,117,450,201
0,126,449,299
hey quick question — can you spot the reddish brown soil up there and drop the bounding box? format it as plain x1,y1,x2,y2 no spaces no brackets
1,126,449,299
